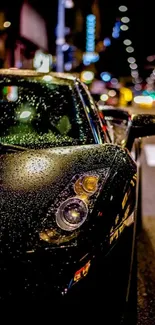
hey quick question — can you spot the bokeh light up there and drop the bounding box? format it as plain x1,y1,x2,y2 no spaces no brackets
108,90,116,97
134,84,142,91
103,37,111,47
123,39,132,46
118,5,128,12
64,62,72,71
3,21,11,28
65,0,74,9
100,94,108,101
131,70,139,77
120,24,129,31
111,78,118,85
62,43,70,51
100,72,111,82
147,55,155,62
81,71,94,84
121,17,130,23
134,96,153,104
130,63,138,70
127,57,136,63
126,46,134,53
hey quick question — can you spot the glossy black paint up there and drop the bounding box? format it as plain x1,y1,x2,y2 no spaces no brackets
126,114,155,151
0,143,136,301
0,70,138,320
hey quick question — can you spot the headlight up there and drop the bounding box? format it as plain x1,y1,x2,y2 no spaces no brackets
56,197,88,231
56,174,99,231
74,175,99,196
43,169,110,235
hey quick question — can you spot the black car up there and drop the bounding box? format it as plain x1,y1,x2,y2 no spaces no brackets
0,69,154,322
100,106,144,232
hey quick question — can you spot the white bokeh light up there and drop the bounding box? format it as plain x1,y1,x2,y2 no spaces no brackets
134,96,153,104
123,39,132,46
121,17,130,23
130,63,138,70
126,46,134,53
131,70,139,77
65,0,74,8
108,90,116,97
120,24,129,31
127,57,136,64
119,5,128,12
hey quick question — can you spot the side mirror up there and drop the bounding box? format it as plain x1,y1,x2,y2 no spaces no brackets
125,114,155,151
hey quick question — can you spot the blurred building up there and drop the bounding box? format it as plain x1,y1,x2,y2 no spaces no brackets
15,2,48,69
0,0,49,69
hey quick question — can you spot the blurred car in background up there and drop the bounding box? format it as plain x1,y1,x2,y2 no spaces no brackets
0,69,155,323
99,105,143,232
99,106,131,145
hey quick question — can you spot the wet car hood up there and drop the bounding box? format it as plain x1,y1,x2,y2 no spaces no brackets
0,144,121,253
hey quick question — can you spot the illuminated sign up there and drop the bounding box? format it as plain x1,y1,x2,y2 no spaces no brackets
83,14,99,65
86,14,96,52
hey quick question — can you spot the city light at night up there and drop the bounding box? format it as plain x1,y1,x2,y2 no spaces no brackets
81,70,94,83
100,72,111,82
0,0,155,319
123,39,132,46
3,21,11,28
118,5,128,12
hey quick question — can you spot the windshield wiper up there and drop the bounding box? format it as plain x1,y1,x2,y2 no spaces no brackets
0,143,27,152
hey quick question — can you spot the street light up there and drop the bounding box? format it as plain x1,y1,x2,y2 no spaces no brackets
56,0,65,72
56,0,74,72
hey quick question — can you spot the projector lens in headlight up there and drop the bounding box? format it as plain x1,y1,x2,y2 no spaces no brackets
56,197,88,231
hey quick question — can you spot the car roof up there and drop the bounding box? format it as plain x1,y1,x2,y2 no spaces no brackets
0,69,78,84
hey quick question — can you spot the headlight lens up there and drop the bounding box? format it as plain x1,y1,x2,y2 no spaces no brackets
82,175,99,194
56,197,88,231
74,175,99,196
41,170,109,238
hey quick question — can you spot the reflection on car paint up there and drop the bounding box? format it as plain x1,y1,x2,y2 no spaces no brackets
122,173,137,209
67,260,91,290
74,260,91,282
110,172,137,246
110,209,135,246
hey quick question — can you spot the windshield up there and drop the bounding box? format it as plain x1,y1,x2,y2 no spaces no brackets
0,78,90,149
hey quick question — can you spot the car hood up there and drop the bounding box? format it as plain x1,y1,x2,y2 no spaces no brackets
0,144,119,253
